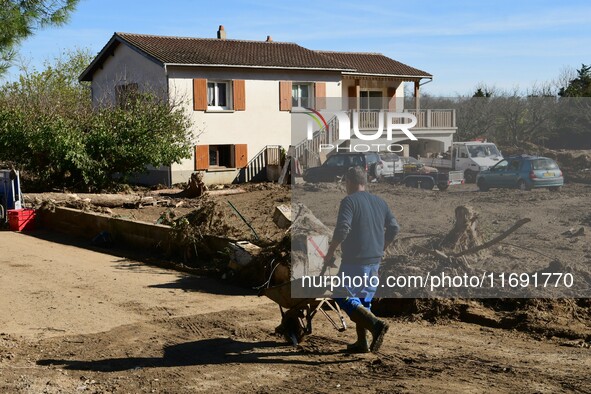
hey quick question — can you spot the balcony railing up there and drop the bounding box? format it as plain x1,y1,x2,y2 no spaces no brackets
355,109,456,130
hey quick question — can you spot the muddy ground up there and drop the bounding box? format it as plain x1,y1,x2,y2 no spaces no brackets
5,181,591,392
1,232,590,393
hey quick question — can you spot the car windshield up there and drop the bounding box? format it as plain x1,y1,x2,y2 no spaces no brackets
531,159,558,170
379,153,400,162
467,144,500,158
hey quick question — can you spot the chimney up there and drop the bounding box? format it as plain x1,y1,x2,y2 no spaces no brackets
217,25,226,40
266,35,273,42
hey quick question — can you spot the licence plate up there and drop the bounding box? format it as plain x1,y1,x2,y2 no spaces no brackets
543,172,554,177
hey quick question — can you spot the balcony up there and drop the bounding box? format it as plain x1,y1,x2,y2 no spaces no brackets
356,109,456,130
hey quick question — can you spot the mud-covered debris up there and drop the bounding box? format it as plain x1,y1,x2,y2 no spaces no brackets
562,227,585,237
273,205,292,229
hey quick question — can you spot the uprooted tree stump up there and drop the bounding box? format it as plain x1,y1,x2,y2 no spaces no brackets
185,171,207,198
440,205,483,254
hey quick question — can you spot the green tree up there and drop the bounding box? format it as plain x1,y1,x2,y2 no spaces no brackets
0,50,194,190
0,0,79,75
559,64,591,97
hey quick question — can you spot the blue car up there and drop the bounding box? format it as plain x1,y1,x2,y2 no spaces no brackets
476,155,563,192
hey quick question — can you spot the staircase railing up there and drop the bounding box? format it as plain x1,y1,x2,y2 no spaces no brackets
294,115,340,169
235,145,282,183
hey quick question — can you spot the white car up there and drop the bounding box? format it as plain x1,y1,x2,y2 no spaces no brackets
379,153,403,178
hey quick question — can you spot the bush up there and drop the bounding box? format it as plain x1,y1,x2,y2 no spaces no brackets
0,51,193,191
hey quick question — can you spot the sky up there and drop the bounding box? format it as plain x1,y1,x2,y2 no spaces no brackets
5,0,591,95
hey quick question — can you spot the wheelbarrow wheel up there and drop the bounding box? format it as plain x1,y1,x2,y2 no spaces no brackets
279,315,306,346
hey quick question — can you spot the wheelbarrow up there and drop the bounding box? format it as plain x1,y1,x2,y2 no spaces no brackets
261,279,347,346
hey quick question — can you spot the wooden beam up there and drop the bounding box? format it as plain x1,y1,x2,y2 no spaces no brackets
414,80,420,111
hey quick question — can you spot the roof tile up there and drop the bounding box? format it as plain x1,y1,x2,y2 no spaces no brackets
316,51,432,78
117,33,353,70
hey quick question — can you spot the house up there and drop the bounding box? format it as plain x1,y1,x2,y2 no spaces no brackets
80,26,456,185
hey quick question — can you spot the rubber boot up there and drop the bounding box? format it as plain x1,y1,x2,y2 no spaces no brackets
348,305,389,353
346,325,369,353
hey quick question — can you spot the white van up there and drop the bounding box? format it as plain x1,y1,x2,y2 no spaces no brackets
421,141,503,183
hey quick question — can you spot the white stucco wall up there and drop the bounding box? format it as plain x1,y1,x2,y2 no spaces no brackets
167,66,342,184
90,43,167,105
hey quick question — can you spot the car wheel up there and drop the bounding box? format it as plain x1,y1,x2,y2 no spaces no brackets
517,179,530,191
464,169,477,183
419,179,434,190
549,186,561,192
477,179,489,192
437,183,449,191
405,178,418,188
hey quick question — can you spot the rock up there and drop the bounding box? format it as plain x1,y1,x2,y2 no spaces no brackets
273,205,292,229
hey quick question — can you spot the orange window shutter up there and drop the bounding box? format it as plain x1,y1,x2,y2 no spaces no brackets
195,145,209,170
233,80,246,111
193,79,207,111
387,87,397,111
279,81,292,111
314,82,326,110
347,85,358,110
235,144,248,168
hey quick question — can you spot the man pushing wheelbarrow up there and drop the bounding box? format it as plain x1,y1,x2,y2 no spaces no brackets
322,166,400,353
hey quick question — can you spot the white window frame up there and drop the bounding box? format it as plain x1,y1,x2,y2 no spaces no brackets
291,82,314,109
207,81,232,110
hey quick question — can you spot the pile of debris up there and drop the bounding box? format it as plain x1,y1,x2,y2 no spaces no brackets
222,203,333,288
502,143,591,183
30,193,183,213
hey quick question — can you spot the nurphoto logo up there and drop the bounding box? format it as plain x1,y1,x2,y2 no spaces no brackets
303,109,419,153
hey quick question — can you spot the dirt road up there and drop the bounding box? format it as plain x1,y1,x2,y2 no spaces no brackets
1,231,590,393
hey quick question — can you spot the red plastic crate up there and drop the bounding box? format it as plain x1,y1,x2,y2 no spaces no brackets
7,209,37,232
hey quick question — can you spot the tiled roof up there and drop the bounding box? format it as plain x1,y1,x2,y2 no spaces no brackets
80,33,432,81
120,33,353,70
316,51,432,78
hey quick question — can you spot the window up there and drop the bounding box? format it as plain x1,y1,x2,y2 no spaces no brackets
508,160,521,171
195,144,248,170
292,83,313,108
456,146,469,159
324,155,346,167
209,145,233,167
467,144,501,158
531,159,558,170
207,81,231,109
493,160,509,171
360,90,383,111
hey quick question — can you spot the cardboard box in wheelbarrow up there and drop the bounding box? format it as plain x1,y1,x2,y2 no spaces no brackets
8,208,37,231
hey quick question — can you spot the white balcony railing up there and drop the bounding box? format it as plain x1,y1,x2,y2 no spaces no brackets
355,109,456,130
